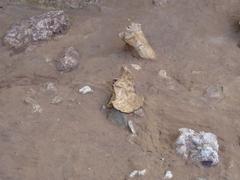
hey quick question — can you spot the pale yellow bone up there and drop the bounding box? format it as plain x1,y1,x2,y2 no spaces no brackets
119,23,156,60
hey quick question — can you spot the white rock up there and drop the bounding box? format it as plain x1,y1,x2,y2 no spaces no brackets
158,69,170,79
196,178,207,180
24,97,42,113
176,128,219,166
129,169,146,178
164,170,173,179
45,82,57,93
128,120,136,135
32,104,42,113
51,96,63,104
153,0,169,7
131,64,142,71
79,86,93,94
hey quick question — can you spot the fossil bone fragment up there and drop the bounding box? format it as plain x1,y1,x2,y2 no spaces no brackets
119,23,156,59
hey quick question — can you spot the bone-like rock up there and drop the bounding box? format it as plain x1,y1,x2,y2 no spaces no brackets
119,23,156,60
3,10,69,50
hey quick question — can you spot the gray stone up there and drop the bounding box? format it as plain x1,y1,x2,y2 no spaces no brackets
176,128,219,167
65,0,99,8
51,96,63,104
134,108,145,117
24,97,42,113
152,0,168,7
78,0,98,8
107,108,128,128
204,84,224,100
3,10,69,50
24,0,99,9
56,47,80,72
196,178,207,180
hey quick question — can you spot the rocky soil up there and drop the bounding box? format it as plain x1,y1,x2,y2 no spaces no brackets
0,0,240,179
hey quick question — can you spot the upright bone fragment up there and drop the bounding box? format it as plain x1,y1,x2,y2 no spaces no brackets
108,67,144,113
119,23,156,59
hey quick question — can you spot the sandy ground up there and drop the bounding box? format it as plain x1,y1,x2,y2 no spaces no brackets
0,0,240,179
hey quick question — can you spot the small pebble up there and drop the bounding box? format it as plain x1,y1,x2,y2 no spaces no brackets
24,97,36,105
128,120,136,135
32,104,42,113
51,96,63,104
131,64,142,71
45,82,57,93
158,69,170,79
152,0,169,7
204,84,224,99
134,108,145,117
196,178,207,180
79,86,93,94
129,169,146,178
24,97,42,113
56,47,80,72
164,170,173,179
45,57,52,63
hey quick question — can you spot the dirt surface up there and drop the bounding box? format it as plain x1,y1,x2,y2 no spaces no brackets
0,0,240,179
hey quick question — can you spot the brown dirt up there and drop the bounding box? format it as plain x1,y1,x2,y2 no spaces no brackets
0,0,240,179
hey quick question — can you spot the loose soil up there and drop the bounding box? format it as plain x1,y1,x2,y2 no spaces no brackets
0,0,240,179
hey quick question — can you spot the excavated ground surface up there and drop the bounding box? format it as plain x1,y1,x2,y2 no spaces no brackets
0,0,240,179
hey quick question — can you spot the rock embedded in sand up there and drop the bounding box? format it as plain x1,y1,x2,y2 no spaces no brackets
127,120,136,135
158,69,170,79
24,97,42,113
51,96,63,104
25,0,99,9
106,108,128,127
3,10,69,50
176,128,219,167
45,82,58,93
164,170,173,179
131,64,142,71
196,177,207,180
204,84,224,100
78,0,99,8
119,22,156,60
129,169,146,178
108,66,144,113
152,0,169,7
134,108,145,117
79,85,93,94
56,47,80,72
